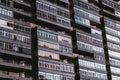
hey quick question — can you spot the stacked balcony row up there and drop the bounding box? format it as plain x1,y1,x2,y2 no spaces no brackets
31,25,75,80
36,0,71,29
0,18,32,80
104,17,120,80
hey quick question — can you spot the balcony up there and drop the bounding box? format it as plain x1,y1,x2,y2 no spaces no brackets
0,5,13,17
110,66,120,76
37,27,73,55
38,39,73,57
0,62,31,71
0,74,32,80
78,57,106,69
76,33,103,47
39,71,74,80
104,17,120,31
0,0,12,8
13,0,31,7
36,0,71,29
103,9,120,20
102,0,120,10
73,30,104,54
110,58,120,68
38,57,74,74
79,69,107,80
13,8,32,17
59,0,69,4
77,41,104,55
38,45,72,60
7,21,31,33
0,59,31,70
74,0,99,13
74,16,91,28
37,27,72,46
0,49,31,59
74,7,100,24
58,32,72,47
76,29,103,42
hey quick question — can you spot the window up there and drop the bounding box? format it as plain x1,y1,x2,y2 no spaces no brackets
80,69,95,77
77,32,102,46
110,58,120,67
0,29,30,44
57,17,70,26
0,29,4,37
79,59,106,71
107,42,120,50
39,72,45,79
108,50,120,59
13,44,19,52
74,7,100,22
37,29,58,41
91,28,102,36
39,71,74,80
106,34,120,43
94,55,105,61
39,60,73,73
0,7,13,17
38,50,60,60
38,40,59,50
4,42,13,50
57,8,70,18
106,27,118,36
77,41,104,54
111,67,120,74
0,41,31,55
102,0,120,10
76,1,99,13
37,9,70,27
112,75,120,80
58,35,72,44
75,15,90,26
7,22,31,33
60,45,72,54
105,19,116,29
80,69,107,79
0,0,11,7
46,73,53,80
36,1,70,18
54,74,60,80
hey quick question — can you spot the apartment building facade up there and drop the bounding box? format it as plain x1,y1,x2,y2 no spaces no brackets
0,0,120,80
71,0,107,80
0,0,32,80
100,0,120,80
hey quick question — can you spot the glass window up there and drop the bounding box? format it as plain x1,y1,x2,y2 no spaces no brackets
39,72,45,79
37,29,58,41
46,73,53,80
0,8,1,14
54,74,60,80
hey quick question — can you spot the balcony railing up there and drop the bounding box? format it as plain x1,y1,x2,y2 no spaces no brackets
0,59,31,70
0,74,32,80
38,57,74,73
77,41,104,54
76,32,103,47
59,0,69,4
74,7,100,23
13,8,32,17
74,0,99,13
102,0,120,10
13,0,31,7
36,0,71,29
